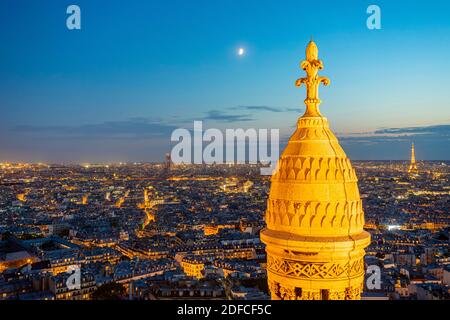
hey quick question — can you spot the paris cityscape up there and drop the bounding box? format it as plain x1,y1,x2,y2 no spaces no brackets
0,156,449,300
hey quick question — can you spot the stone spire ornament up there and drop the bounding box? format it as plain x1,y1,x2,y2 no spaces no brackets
260,40,371,300
295,40,330,117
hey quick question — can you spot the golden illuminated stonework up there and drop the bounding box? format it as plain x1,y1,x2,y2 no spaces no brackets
260,40,371,300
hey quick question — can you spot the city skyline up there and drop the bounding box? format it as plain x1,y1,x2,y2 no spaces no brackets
0,0,449,162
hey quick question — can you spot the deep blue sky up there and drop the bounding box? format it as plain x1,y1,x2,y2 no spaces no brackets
0,0,449,163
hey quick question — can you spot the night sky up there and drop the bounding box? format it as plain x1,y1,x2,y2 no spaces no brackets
0,0,449,163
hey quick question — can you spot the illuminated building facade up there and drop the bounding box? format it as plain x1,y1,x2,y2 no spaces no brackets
260,41,371,300
181,257,205,279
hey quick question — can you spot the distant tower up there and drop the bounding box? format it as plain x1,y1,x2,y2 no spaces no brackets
408,143,418,174
144,188,149,206
260,40,370,300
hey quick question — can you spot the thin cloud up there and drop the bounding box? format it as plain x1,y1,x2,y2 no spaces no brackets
285,107,303,112
338,124,450,141
237,106,283,112
230,105,302,113
374,125,450,136
335,124,450,160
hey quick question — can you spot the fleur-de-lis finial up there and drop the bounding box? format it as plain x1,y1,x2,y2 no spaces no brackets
295,40,330,117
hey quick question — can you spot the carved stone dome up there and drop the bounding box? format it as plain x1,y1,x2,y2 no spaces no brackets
266,115,365,237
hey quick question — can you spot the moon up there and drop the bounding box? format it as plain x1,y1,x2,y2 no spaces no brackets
238,47,245,56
